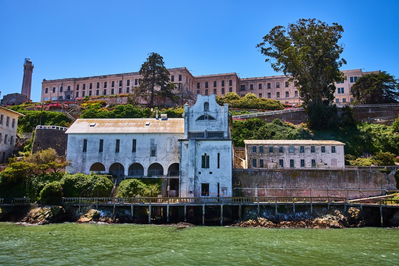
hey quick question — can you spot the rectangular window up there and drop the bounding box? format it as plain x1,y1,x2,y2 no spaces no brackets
252,146,257,153
115,139,120,153
179,75,182,81
276,92,280,98
201,183,209,196
301,159,305,168
269,146,273,153
202,153,210,168
82,91,85,97
171,75,174,82
99,139,103,152
289,146,294,153
311,159,316,168
60,86,63,92
104,82,107,88
229,87,232,92
111,89,114,95
11,118,15,128
97,82,100,88
119,88,122,94
76,92,79,98
205,89,208,95
205,82,208,88
217,153,220,168
96,90,99,96
336,99,339,103
150,138,156,157
214,81,217,87
90,83,92,89
279,146,283,153
83,84,86,90
279,159,284,168
285,81,289,87
119,80,122,87
267,92,271,98
112,81,115,87
4,134,7,144
331,146,336,153
321,146,326,153
103,89,107,95
68,86,71,90
250,84,253,90
135,79,138,85
126,87,130,93
132,139,136,152
76,84,79,90
45,88,48,93
259,93,262,98
229,80,232,86
252,159,257,168
311,146,315,153
52,87,56,93
341,88,344,94
300,146,304,153
83,139,87,152
267,83,271,89
285,91,289,98
213,89,217,94
240,85,246,91
127,80,130,86
259,159,264,168
259,146,264,153
258,84,262,89
290,159,294,168
0,133,2,142
295,91,298,97
222,80,225,86
338,87,341,94
276,82,280,88
343,98,346,103
197,82,200,89
222,88,225,94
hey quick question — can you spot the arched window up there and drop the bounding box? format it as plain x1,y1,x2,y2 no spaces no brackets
196,115,216,121
204,102,209,111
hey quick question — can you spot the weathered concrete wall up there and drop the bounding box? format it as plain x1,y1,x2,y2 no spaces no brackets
32,128,68,156
351,104,399,121
233,169,397,199
236,104,399,125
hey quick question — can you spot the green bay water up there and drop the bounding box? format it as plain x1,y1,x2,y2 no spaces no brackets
0,223,398,265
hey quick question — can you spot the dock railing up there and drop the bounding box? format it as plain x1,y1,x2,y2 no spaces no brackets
61,196,348,205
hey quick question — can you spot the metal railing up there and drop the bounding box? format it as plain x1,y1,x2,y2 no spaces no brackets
11,198,30,204
61,196,347,205
232,107,305,119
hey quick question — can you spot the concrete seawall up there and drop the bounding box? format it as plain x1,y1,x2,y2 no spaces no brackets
233,169,397,199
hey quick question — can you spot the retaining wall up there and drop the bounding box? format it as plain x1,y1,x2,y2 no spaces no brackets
233,169,397,199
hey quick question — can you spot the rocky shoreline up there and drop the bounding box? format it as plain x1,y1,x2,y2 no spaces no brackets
1,205,399,228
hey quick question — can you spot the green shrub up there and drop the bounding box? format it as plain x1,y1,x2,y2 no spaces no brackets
117,178,161,198
39,181,63,205
60,173,113,197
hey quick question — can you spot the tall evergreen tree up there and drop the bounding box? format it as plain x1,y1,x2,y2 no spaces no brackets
257,18,346,129
350,71,399,104
137,53,176,106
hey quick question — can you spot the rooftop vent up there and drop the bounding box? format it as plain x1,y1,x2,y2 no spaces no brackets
145,122,150,126
90,123,96,127
161,114,168,120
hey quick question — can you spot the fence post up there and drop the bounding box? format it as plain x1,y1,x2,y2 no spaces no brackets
239,204,242,221
275,197,278,216
167,198,170,222
131,203,134,218
380,201,383,227
148,201,152,224
220,204,223,226
184,204,187,222
202,204,205,225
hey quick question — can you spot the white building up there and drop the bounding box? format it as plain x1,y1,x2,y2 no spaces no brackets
0,106,24,163
244,140,345,169
65,95,233,197
180,95,233,197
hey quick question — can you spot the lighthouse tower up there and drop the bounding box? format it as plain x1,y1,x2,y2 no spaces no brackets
21,58,34,100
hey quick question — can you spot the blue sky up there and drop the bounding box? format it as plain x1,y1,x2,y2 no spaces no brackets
1,0,398,102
